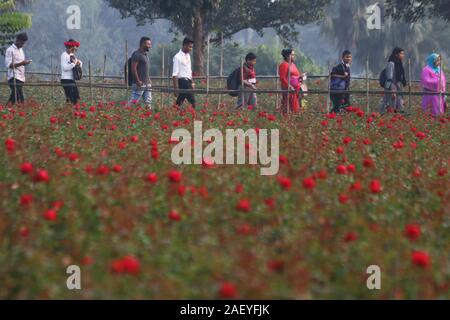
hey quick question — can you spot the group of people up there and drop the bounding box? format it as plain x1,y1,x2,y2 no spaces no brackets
329,47,447,117
4,33,448,117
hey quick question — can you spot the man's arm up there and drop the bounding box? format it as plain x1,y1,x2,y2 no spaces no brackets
131,61,142,86
172,56,179,97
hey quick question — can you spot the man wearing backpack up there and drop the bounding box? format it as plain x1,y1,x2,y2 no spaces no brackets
235,53,258,110
330,50,352,114
128,37,152,108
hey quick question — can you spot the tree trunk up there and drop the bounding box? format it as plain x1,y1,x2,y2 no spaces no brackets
193,12,206,76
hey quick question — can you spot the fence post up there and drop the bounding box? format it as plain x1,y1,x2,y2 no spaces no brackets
287,55,292,114
206,34,210,103
439,58,444,114
408,58,412,113
161,46,165,109
218,32,224,110
276,64,279,111
88,60,93,105
240,57,245,109
327,61,331,113
366,56,370,113
102,55,107,103
125,40,129,99
51,55,55,105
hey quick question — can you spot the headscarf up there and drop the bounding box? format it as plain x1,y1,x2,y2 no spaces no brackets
388,47,406,86
426,53,441,75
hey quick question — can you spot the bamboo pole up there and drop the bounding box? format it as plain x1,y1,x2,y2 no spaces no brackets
240,57,245,109
206,34,210,103
287,55,292,114
327,61,331,113
275,64,280,111
218,32,224,110
125,40,129,98
88,60,93,105
439,58,444,114
408,58,412,113
161,46,165,109
366,56,370,113
51,55,55,105
102,55,107,103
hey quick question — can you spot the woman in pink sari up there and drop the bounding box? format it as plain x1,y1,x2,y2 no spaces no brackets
421,53,447,117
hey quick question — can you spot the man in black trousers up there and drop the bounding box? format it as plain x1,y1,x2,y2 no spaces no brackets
172,37,196,109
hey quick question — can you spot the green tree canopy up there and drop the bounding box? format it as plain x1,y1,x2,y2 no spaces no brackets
385,0,450,22
0,0,32,55
105,0,331,75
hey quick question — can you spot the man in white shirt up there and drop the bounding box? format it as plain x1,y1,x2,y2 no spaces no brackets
5,33,31,105
172,37,196,109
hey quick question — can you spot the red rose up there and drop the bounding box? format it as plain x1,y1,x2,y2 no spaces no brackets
146,173,158,183
302,177,316,190
405,224,421,241
20,162,33,174
370,180,382,194
34,169,50,183
412,251,430,268
236,199,251,212
168,210,181,221
122,256,141,275
219,282,237,299
336,165,348,175
44,209,58,221
168,170,182,183
277,176,292,190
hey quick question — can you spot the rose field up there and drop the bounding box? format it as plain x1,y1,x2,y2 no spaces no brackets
0,85,449,300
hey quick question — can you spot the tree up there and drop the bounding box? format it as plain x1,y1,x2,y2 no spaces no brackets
0,0,32,55
385,0,450,22
321,0,444,76
105,0,331,75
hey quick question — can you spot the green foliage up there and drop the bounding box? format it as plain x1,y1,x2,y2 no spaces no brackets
386,0,450,22
0,0,32,55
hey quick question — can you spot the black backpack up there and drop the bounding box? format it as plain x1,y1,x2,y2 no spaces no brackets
226,67,241,97
73,64,82,81
379,68,387,88
124,57,133,86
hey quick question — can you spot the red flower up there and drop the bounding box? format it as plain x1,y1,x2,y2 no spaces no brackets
347,164,356,173
112,165,122,173
412,251,431,268
19,226,30,237
219,282,237,299
131,135,139,143
415,132,426,140
277,176,292,190
122,256,141,275
405,224,421,241
20,194,33,206
336,146,345,154
146,173,158,183
336,165,348,175
363,157,375,168
235,184,244,194
236,199,251,212
168,210,181,222
349,181,362,192
370,180,382,194
344,231,358,243
34,169,50,183
302,177,316,190
44,209,58,221
5,138,16,153
338,193,350,204
237,223,254,235
96,165,110,176
438,168,447,177
343,137,352,145
168,170,182,183
20,162,33,174
264,198,276,210
267,260,285,273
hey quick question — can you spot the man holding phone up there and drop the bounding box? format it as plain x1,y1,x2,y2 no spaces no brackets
5,32,31,105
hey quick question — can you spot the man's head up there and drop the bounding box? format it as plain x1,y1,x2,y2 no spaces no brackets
182,37,194,54
140,37,152,52
245,52,257,66
342,50,352,65
15,33,28,48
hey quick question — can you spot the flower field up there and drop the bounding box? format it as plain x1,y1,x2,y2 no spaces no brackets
0,90,449,299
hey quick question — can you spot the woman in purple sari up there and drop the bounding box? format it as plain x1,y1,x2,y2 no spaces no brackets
421,53,447,117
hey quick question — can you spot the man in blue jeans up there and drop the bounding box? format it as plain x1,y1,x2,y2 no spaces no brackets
128,37,152,108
